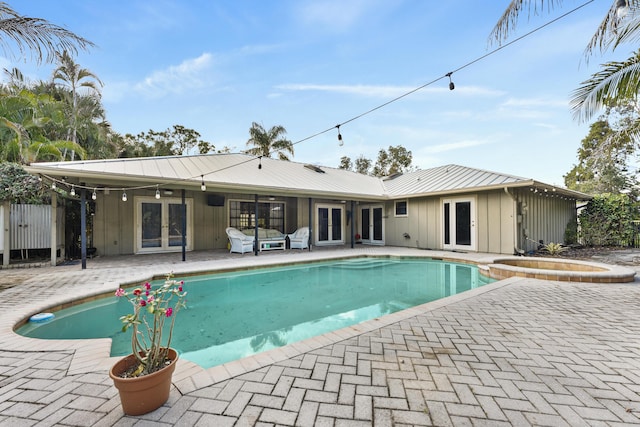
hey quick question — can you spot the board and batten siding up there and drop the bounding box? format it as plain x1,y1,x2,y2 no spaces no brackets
512,189,577,253
385,190,517,255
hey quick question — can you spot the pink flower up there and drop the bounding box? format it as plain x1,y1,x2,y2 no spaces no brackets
145,290,149,296
133,288,142,296
148,296,154,303
178,286,183,292
144,282,151,290
166,307,173,317
180,280,184,285
140,300,146,307
115,288,126,297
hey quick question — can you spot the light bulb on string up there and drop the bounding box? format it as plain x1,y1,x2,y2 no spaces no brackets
122,190,127,202
70,185,75,196
336,125,343,147
155,185,161,199
200,175,206,191
446,72,455,90
92,189,97,200
51,182,56,190
258,156,262,170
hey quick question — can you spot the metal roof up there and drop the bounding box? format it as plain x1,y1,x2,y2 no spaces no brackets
25,153,388,200
25,155,591,200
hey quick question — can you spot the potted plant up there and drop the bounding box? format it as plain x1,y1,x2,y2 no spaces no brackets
109,272,187,416
355,233,362,243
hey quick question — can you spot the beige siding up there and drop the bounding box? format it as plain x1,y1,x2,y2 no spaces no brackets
513,189,576,253
385,190,516,254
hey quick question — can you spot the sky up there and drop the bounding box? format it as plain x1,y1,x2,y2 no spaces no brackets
2,1,631,186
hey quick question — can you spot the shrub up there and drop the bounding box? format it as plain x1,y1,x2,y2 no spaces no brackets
579,193,639,246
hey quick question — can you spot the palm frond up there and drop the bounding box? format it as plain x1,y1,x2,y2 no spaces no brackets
489,0,564,45
0,3,94,64
570,50,640,122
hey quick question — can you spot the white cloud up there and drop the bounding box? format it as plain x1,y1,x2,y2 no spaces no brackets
294,0,372,33
501,97,568,109
422,139,493,154
133,53,214,98
277,82,505,98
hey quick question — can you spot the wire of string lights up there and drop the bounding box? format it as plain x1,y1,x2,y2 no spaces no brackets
43,0,595,197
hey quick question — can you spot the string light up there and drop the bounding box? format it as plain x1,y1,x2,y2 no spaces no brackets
70,185,75,196
446,72,455,90
92,188,97,200
155,185,161,199
31,5,591,202
200,175,206,191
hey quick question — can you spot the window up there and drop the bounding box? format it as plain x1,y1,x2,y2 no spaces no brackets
229,200,285,233
395,200,408,217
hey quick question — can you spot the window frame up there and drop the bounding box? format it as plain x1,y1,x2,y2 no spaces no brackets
394,199,408,217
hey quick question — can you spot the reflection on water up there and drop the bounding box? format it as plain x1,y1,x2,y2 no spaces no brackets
17,257,493,369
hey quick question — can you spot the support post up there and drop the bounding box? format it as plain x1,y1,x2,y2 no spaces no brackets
81,187,87,269
2,200,9,266
182,189,186,262
308,198,313,251
350,200,355,249
254,194,259,255
50,192,57,267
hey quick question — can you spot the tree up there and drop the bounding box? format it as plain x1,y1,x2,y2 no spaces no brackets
337,147,412,176
564,115,636,195
53,51,103,152
116,125,215,158
0,3,94,65
245,122,293,161
372,145,414,177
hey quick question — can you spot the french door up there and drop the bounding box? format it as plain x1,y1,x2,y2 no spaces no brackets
136,197,193,253
316,204,344,245
442,197,476,251
360,205,384,244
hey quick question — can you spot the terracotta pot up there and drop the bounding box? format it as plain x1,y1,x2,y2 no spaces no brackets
109,348,178,416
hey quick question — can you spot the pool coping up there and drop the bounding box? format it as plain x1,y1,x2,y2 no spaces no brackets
2,249,636,395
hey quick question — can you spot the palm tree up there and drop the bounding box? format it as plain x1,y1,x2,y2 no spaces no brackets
0,2,94,64
490,0,640,121
245,122,294,161
53,51,103,156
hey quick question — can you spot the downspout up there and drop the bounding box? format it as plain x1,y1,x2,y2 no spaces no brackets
504,187,522,255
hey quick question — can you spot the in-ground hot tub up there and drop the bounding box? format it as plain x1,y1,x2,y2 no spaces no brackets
482,257,636,283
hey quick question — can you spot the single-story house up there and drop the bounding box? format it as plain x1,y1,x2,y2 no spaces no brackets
23,153,590,264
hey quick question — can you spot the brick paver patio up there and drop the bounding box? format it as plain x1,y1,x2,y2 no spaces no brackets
0,247,639,426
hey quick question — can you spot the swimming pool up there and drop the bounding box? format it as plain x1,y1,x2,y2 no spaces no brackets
17,257,493,369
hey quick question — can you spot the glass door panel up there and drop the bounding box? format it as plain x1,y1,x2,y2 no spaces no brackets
331,208,342,241
373,207,383,241
168,203,184,247
361,208,370,240
442,198,475,251
141,203,162,248
318,208,329,241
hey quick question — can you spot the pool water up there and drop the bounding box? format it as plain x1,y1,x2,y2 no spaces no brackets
18,257,493,368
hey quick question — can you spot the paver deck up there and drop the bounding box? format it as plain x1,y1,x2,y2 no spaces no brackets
0,247,639,426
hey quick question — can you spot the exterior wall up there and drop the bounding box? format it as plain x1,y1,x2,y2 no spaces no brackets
384,190,517,255
92,189,302,256
511,189,577,253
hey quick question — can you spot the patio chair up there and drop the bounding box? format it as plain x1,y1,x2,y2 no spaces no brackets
288,227,309,249
226,227,255,254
